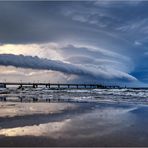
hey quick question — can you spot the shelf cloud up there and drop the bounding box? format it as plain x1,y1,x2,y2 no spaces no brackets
0,54,137,82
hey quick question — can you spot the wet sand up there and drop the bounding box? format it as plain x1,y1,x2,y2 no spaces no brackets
0,102,148,147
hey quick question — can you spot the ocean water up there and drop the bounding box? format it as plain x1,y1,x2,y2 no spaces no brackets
0,87,148,105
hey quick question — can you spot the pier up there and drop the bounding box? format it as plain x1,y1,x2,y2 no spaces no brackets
0,82,110,89
0,82,121,89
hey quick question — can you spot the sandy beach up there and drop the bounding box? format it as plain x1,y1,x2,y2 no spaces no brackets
0,101,148,147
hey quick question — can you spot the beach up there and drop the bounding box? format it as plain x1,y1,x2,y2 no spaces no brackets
1,0,148,146
0,100,148,147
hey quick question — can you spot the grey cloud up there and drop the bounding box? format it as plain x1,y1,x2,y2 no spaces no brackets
0,54,90,76
66,55,129,72
0,1,136,49
65,56,96,64
60,44,134,72
0,54,136,82
0,1,73,44
61,45,129,61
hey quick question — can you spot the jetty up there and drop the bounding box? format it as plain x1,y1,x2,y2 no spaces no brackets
0,82,120,89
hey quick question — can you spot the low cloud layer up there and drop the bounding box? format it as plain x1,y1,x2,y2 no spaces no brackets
0,54,87,76
0,54,137,82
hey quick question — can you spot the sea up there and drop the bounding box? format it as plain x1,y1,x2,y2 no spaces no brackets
0,87,148,105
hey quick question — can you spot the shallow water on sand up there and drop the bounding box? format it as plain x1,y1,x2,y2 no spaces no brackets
0,102,148,146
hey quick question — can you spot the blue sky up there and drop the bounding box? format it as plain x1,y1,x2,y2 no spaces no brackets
0,1,148,86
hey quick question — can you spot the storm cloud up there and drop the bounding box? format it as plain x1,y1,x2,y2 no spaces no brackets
0,1,148,85
0,54,136,82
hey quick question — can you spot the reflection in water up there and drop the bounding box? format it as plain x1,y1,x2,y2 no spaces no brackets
0,102,77,117
56,107,136,139
0,119,71,137
0,101,148,146
0,104,136,139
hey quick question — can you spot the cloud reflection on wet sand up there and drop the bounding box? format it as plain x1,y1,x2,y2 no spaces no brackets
0,102,77,117
0,102,146,146
0,119,71,137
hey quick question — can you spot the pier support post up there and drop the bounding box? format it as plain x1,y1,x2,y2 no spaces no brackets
3,97,6,101
3,84,6,88
0,97,6,101
33,84,38,88
68,84,70,89
33,97,38,102
18,84,22,89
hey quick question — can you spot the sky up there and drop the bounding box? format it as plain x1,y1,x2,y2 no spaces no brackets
0,1,148,86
